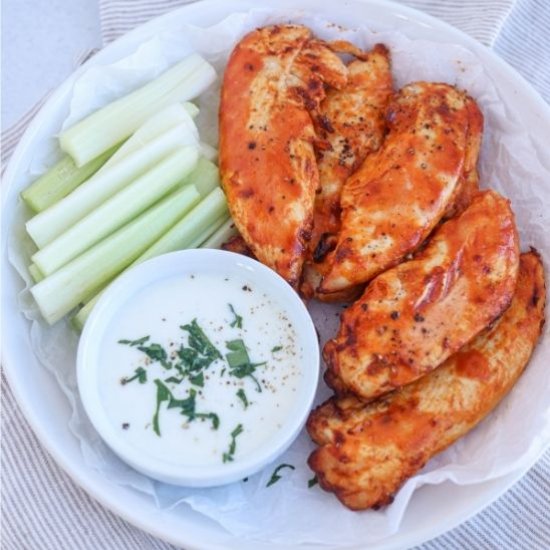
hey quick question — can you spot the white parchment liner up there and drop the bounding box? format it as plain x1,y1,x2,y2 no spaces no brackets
8,9,550,546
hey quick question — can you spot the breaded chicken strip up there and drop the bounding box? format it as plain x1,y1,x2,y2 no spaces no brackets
308,252,545,510
324,190,519,400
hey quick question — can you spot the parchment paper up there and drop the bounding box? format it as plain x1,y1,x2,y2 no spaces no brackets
8,9,550,546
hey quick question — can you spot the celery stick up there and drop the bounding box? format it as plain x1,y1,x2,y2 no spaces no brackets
29,263,44,283
71,290,98,329
33,147,198,276
31,184,202,325
199,142,218,162
186,214,229,249
72,302,95,331
198,214,231,244
183,102,199,118
21,145,120,213
136,187,228,264
200,217,238,249
191,157,220,197
60,54,216,166
103,103,199,169
26,123,199,249
72,202,229,330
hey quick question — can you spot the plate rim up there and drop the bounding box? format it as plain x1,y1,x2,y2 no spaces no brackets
3,0,550,548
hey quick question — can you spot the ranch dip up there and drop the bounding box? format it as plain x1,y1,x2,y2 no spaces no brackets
98,271,303,467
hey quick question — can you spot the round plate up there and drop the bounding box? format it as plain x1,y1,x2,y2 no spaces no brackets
3,1,550,548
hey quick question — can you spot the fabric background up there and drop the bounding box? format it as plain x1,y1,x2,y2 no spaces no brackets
2,1,549,548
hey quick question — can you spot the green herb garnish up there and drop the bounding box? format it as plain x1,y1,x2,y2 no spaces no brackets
228,303,243,329
153,380,171,436
167,386,198,418
121,367,147,385
266,464,295,487
189,371,205,387
164,376,184,384
222,423,244,463
236,388,249,409
271,345,283,353
119,337,172,369
226,339,251,369
176,346,212,373
308,475,319,488
196,412,220,429
152,380,219,436
137,342,172,369
180,319,221,361
225,339,266,392
118,336,150,346
169,320,222,382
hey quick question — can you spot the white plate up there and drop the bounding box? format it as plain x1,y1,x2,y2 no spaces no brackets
3,1,550,548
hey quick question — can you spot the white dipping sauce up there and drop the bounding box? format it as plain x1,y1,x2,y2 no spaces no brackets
99,272,303,467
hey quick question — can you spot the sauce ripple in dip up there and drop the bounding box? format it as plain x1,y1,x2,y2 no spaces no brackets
99,272,303,468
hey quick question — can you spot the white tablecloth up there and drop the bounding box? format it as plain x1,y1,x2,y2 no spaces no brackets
2,1,549,548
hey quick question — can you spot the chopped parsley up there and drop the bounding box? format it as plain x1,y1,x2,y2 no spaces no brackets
121,320,222,390
175,346,211,373
164,376,184,384
225,339,266,392
118,337,171,369
308,475,319,488
189,371,205,387
180,319,221,362
137,342,172,369
266,463,295,487
121,367,147,385
236,388,249,409
222,423,244,463
152,380,171,436
152,380,219,436
271,345,283,353
228,303,243,329
118,336,150,346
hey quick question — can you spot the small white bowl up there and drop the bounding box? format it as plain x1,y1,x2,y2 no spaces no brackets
77,249,319,487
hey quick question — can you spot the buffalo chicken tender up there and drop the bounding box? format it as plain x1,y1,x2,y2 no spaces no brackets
219,25,348,288
320,83,480,294
307,252,545,510
301,44,393,302
324,190,520,400
444,97,484,218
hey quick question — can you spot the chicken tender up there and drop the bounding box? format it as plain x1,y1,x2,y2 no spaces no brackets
444,97,483,218
324,190,519,400
320,83,479,294
219,25,348,287
307,251,545,510
300,44,393,302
